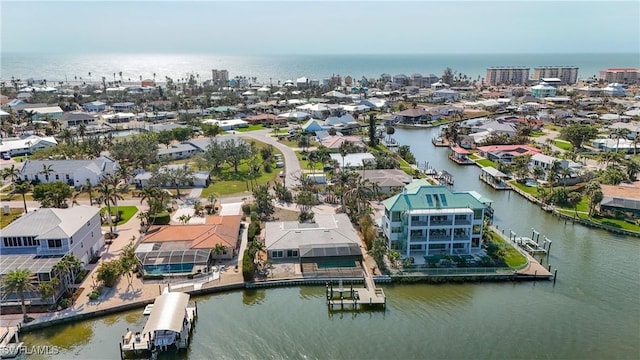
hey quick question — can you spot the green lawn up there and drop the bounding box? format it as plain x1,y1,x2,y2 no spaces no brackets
235,124,264,132
510,181,540,197
0,193,34,201
544,125,562,131
101,206,138,226
555,209,640,232
475,159,496,168
530,130,545,138
488,231,527,268
553,139,573,151
295,151,324,171
1,208,24,229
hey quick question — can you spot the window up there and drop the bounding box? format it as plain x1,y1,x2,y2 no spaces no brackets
48,239,62,248
473,209,483,220
391,212,401,222
65,174,70,180
391,227,403,234
55,174,59,180
287,250,298,257
271,250,283,258
410,230,423,237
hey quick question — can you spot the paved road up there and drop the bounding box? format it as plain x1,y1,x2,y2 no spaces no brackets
238,129,302,188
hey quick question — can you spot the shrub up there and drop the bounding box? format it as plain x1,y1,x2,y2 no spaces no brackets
241,204,252,215
88,289,101,300
247,222,261,242
142,274,164,280
242,249,255,282
149,211,171,225
58,298,69,308
250,211,259,223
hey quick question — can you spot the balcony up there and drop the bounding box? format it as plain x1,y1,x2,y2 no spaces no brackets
36,246,70,256
430,220,452,226
454,219,471,226
409,221,429,227
428,234,451,241
409,236,428,242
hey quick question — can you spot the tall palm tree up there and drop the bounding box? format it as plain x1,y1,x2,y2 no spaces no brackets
2,164,20,185
13,181,31,213
1,269,36,322
74,179,95,206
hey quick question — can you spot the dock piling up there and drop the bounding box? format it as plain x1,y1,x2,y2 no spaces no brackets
553,269,558,284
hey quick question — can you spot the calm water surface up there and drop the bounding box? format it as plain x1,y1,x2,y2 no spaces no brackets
23,127,640,359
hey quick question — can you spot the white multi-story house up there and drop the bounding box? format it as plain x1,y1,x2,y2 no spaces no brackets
0,206,103,306
381,180,486,258
18,155,119,186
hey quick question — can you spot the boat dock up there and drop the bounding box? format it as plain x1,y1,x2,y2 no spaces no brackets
326,270,386,310
120,292,197,359
0,326,23,359
431,137,450,147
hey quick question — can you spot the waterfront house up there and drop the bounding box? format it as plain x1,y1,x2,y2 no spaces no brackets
0,206,103,306
531,82,557,98
101,112,135,123
476,145,541,164
60,111,97,128
137,215,242,275
393,107,431,125
598,183,640,219
434,88,460,102
0,135,57,157
264,213,363,265
19,155,119,186
528,153,584,184
360,169,412,193
381,179,485,258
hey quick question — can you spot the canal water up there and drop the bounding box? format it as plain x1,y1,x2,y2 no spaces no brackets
22,127,640,359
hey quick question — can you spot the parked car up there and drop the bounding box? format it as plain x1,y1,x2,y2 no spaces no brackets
276,161,284,168
1,153,10,160
278,171,285,178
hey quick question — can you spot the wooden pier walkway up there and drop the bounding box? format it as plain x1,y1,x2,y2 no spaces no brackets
326,268,386,310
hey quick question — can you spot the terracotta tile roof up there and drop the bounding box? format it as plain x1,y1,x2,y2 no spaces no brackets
142,215,242,249
601,183,640,200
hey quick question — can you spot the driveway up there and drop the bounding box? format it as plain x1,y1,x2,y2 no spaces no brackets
238,129,301,188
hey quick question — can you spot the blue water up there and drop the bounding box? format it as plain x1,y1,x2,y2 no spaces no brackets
1,52,637,86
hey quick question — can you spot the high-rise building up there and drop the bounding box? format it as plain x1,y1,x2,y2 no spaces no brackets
211,69,229,86
532,66,579,85
599,68,639,84
485,67,530,86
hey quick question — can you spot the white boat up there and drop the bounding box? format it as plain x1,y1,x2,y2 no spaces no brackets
120,292,198,359
142,304,154,316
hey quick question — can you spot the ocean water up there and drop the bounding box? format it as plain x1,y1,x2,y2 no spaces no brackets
1,52,637,86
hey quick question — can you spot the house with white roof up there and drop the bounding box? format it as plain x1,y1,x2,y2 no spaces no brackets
82,101,107,112
434,88,459,102
23,106,64,120
0,135,58,156
0,206,103,306
264,213,362,265
602,83,626,97
330,152,376,169
158,143,200,161
19,155,119,186
381,180,486,257
529,153,584,183
133,164,211,189
201,118,248,131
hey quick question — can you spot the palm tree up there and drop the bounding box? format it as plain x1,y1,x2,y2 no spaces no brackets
40,164,54,182
178,214,192,224
2,164,20,185
386,126,395,144
1,269,37,322
96,177,123,234
212,243,226,257
74,179,95,206
13,181,31,212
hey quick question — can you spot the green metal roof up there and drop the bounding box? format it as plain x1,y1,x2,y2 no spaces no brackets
382,182,486,212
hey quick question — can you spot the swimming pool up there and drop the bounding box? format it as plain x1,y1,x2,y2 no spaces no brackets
144,263,194,274
524,178,539,187
316,260,357,269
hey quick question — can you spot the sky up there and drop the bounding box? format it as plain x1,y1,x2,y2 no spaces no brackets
1,1,639,55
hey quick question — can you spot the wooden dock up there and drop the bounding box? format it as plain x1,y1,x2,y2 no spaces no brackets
326,270,386,310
